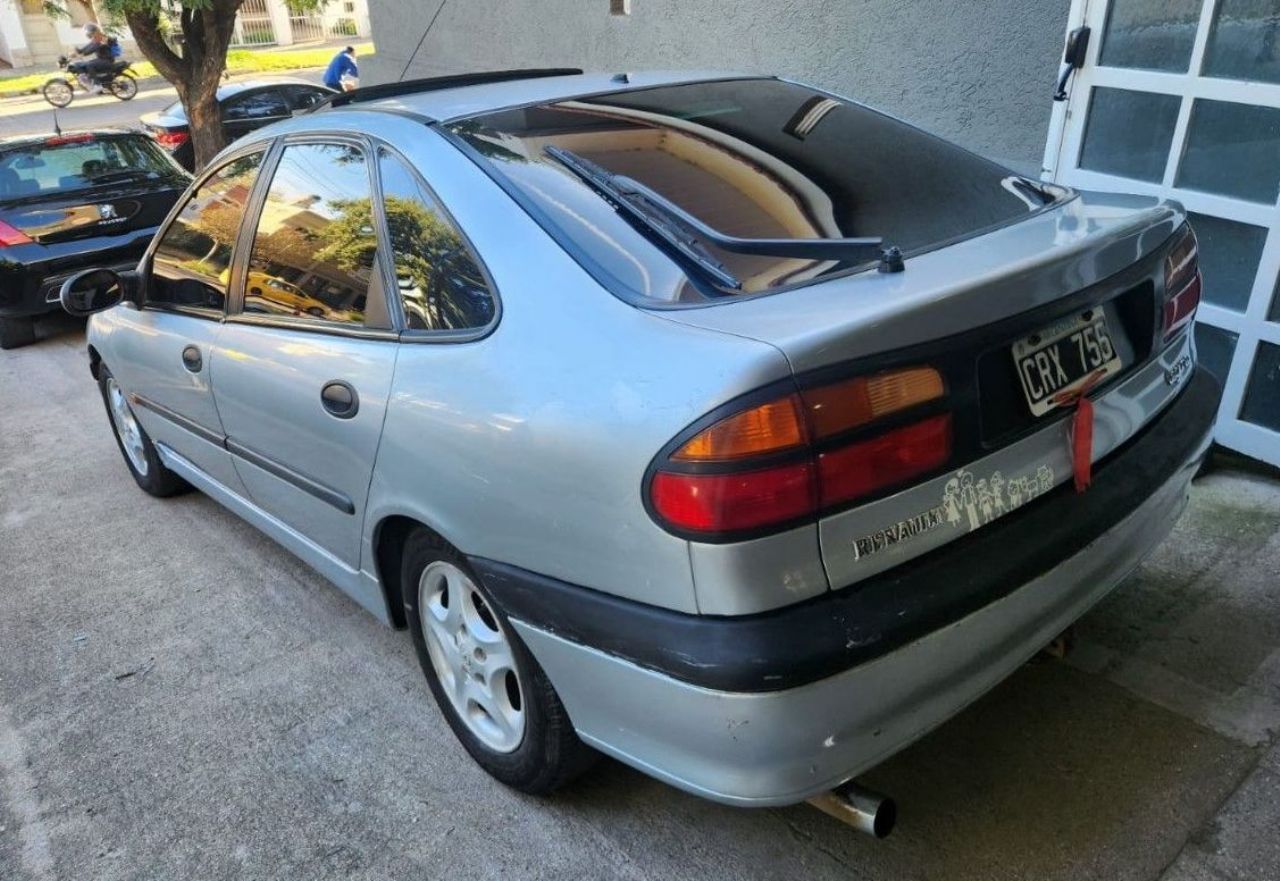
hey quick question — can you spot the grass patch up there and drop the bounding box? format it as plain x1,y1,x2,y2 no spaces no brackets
0,43,373,98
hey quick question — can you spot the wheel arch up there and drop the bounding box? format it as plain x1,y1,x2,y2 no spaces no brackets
87,344,102,380
372,512,459,631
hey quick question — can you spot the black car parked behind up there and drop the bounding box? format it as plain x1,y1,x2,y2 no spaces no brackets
0,130,190,348
140,79,336,171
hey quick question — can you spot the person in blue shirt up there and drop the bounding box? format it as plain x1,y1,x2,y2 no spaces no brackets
323,46,358,91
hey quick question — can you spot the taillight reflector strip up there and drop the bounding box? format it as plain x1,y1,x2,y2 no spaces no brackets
651,462,817,533
817,414,953,507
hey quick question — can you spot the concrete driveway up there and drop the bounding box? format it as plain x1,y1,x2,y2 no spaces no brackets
1,316,1278,881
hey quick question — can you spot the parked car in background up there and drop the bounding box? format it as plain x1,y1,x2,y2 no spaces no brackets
140,79,336,170
0,129,189,348
63,71,1217,830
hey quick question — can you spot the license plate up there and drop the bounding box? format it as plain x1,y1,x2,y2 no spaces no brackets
1011,310,1122,416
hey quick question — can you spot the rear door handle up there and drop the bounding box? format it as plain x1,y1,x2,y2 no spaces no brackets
181,345,202,373
321,380,359,419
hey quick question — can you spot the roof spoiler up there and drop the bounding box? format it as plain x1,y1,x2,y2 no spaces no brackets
305,68,585,114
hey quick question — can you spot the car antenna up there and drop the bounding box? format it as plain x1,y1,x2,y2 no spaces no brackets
52,108,62,137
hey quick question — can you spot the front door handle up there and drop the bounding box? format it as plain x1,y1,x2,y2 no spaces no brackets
181,345,202,373
321,380,359,419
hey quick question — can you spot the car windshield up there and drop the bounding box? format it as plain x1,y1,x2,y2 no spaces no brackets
0,135,182,202
445,77,1054,304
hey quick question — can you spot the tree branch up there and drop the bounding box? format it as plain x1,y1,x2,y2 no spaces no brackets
123,9,186,87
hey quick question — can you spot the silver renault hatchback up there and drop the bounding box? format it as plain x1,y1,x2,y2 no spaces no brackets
65,70,1217,827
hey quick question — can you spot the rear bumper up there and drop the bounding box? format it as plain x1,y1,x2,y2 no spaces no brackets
0,234,152,318
490,367,1218,805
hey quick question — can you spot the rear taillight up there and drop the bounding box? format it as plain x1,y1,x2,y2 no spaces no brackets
154,131,190,150
0,219,33,247
648,367,951,537
1162,227,1200,341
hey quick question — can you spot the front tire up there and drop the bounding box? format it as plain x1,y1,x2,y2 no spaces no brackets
97,366,189,497
42,78,73,108
403,529,596,794
0,316,37,349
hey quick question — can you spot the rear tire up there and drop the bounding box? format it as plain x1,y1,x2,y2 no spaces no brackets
97,366,189,497
109,75,137,100
42,78,73,108
0,316,37,350
403,528,597,794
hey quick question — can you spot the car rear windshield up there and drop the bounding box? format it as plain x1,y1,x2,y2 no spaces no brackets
444,77,1053,304
0,134,182,203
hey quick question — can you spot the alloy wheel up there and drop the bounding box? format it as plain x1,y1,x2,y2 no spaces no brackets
106,377,148,477
418,560,525,753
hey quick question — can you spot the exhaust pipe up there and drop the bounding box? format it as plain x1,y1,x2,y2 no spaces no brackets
807,782,897,838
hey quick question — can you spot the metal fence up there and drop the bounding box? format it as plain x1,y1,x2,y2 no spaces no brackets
231,0,276,47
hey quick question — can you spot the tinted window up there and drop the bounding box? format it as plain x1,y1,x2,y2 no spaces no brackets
243,143,375,325
0,134,181,201
379,150,495,331
150,152,263,314
446,78,1046,303
284,85,330,111
223,90,288,121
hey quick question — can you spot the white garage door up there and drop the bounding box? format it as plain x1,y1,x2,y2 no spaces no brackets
1043,0,1280,468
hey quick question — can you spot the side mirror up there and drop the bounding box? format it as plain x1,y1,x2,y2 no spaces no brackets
59,268,137,316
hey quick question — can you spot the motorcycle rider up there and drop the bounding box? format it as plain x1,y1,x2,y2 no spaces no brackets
70,22,118,95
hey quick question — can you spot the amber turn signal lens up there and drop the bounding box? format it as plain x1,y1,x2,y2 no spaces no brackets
672,394,807,462
802,366,944,439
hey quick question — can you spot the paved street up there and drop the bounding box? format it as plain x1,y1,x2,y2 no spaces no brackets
1,317,1279,880
0,70,325,141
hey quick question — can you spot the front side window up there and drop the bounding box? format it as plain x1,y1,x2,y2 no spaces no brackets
243,143,376,325
150,152,263,314
379,150,495,331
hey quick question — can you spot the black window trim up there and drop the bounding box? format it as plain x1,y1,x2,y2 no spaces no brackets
436,75,1077,311
221,132,399,338
371,139,503,344
139,140,271,322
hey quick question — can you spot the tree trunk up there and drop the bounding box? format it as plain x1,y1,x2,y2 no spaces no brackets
125,1,242,172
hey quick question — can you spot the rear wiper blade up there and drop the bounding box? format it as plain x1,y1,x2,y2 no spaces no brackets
545,146,887,282
544,145,742,288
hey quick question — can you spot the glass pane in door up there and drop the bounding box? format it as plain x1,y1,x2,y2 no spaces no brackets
1079,87,1181,182
1187,212,1268,313
1240,341,1280,431
1203,0,1280,85
1193,323,1239,388
1099,0,1201,72
1176,99,1280,203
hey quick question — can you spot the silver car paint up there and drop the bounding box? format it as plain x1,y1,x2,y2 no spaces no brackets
513,433,1208,807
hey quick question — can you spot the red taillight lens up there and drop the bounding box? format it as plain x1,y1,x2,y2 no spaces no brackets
154,130,190,150
44,133,94,146
817,414,953,507
651,462,817,533
1163,227,1200,340
0,219,33,247
649,367,952,536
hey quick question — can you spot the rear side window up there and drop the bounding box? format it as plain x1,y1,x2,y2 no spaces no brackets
150,152,263,315
0,135,180,201
445,78,1049,303
378,150,495,332
243,142,376,326
223,90,288,121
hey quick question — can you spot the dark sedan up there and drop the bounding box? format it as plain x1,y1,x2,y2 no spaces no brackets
140,78,336,171
0,129,190,348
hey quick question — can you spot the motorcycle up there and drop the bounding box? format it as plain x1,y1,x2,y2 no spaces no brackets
42,55,138,108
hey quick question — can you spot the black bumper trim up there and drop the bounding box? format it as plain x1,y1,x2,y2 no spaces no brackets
472,368,1219,694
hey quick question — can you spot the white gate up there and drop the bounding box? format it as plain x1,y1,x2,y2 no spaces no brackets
1044,0,1280,468
231,0,276,46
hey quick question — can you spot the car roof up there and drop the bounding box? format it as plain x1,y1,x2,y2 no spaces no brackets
0,127,147,150
216,77,333,102
348,70,755,122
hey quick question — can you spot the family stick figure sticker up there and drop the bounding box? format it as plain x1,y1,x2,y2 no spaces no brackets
851,462,1056,560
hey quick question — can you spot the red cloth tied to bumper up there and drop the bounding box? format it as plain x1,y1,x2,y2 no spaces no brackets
1052,370,1106,494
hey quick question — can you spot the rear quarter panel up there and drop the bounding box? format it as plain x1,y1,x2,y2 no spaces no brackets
358,115,792,614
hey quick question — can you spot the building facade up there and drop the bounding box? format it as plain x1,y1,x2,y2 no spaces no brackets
366,0,1280,469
